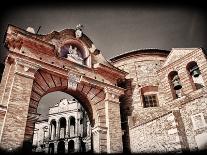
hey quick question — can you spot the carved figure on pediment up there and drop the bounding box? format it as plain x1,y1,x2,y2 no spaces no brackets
67,45,83,63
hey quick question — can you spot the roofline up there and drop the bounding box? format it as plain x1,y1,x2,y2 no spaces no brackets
110,48,170,62
36,119,48,123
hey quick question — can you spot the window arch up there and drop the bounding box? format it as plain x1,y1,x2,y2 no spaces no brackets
141,86,159,108
186,61,205,90
68,140,75,153
57,141,65,154
48,143,54,155
59,117,66,139
69,116,75,137
168,71,182,99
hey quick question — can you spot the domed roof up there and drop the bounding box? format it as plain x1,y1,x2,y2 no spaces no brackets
110,48,170,62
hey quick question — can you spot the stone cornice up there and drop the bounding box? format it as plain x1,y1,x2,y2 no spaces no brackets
6,25,55,51
15,57,41,71
93,63,128,78
110,48,170,63
14,57,41,79
80,75,125,94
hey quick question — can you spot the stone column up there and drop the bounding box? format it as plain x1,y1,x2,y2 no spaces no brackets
0,57,40,150
65,140,68,154
66,118,69,138
49,123,52,140
91,126,108,153
104,87,123,153
68,118,70,138
75,118,79,137
54,142,58,154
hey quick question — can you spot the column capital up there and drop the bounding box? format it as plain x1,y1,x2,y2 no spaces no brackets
104,86,124,97
14,58,41,79
104,87,124,103
91,126,107,135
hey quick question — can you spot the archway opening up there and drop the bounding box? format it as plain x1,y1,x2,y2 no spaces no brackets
186,61,205,90
57,141,65,154
168,71,182,99
50,120,56,140
31,91,92,153
68,140,75,153
59,117,66,139
48,143,54,155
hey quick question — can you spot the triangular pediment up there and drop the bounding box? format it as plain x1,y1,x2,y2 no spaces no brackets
163,48,200,67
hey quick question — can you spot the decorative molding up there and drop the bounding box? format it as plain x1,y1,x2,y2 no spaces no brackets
14,58,41,79
68,72,82,90
191,112,207,130
104,87,124,102
15,58,41,72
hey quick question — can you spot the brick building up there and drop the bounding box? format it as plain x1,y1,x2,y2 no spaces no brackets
0,25,206,153
111,48,207,153
32,98,91,154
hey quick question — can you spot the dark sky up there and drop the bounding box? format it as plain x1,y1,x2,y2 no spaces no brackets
0,3,207,118
0,3,207,63
37,91,74,120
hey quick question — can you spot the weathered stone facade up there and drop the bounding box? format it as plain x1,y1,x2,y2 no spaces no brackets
111,48,207,153
0,25,206,153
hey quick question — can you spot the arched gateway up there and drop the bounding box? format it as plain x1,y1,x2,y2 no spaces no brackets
0,25,127,153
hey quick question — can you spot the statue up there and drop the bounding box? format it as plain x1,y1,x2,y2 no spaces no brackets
75,24,84,38
67,45,83,63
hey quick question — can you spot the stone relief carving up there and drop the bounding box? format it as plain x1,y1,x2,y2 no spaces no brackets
191,113,207,130
75,24,84,38
68,72,82,90
67,45,83,64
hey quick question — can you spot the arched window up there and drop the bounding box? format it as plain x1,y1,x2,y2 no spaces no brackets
50,120,56,140
68,140,75,153
48,143,54,155
168,71,182,99
186,61,205,90
57,141,65,154
69,116,75,137
141,86,159,108
59,117,66,139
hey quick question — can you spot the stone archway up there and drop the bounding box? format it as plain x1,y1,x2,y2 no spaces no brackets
0,25,127,153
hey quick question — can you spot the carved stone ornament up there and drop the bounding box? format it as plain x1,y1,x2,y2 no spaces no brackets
68,72,82,90
75,24,83,38
67,45,83,64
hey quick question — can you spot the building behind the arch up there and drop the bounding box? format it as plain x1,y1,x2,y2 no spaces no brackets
32,98,91,153
0,25,207,153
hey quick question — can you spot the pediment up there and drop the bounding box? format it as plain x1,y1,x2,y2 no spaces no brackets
163,48,200,67
5,25,127,81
